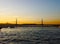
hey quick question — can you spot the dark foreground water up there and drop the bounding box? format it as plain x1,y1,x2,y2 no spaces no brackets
0,27,60,44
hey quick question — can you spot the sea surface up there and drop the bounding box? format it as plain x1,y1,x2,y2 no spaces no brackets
0,27,60,44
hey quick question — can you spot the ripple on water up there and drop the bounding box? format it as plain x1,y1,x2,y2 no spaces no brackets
0,27,60,44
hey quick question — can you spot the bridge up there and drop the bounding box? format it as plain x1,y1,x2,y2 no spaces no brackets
0,18,60,29
0,24,60,29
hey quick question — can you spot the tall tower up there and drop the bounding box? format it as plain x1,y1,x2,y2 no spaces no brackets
41,18,43,27
16,18,17,27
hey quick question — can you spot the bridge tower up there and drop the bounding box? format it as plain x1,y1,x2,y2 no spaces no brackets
16,18,17,27
41,18,43,27
41,18,44,30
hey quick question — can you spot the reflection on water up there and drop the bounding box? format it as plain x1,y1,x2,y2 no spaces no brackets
0,27,60,44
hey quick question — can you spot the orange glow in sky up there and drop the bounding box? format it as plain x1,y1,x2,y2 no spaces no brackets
0,0,60,24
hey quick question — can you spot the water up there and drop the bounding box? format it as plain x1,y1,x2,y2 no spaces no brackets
0,27,60,44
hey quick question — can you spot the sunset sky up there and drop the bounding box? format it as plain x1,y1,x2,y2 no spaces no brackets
0,0,60,24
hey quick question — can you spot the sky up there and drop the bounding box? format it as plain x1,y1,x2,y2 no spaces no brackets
0,0,60,24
